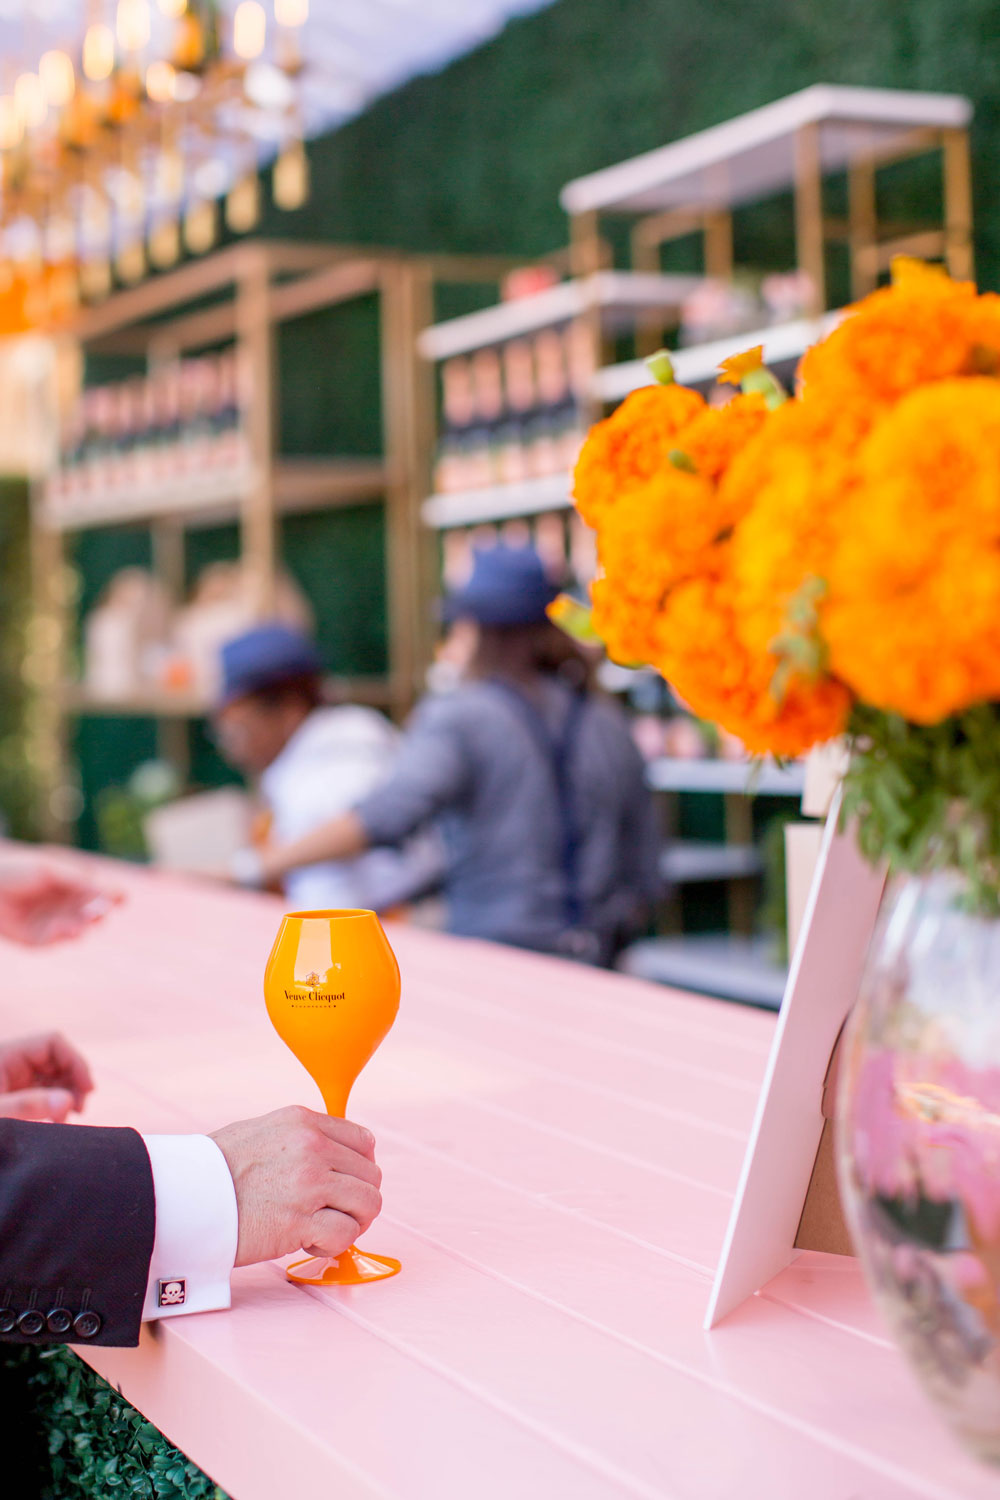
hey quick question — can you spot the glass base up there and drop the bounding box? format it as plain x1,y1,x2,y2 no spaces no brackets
286,1247,402,1286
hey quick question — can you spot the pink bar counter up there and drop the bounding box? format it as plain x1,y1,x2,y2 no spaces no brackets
1,860,995,1500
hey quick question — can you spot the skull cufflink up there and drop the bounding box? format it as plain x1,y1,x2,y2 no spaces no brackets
157,1278,186,1307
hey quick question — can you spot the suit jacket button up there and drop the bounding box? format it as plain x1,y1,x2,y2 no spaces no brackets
17,1309,45,1335
0,1308,15,1334
73,1310,102,1339
47,1307,73,1335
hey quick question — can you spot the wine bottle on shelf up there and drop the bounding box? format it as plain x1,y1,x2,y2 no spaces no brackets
153,363,183,482
533,511,570,578
569,510,598,587
134,375,160,488
78,389,101,493
471,347,505,487
561,320,595,468
498,339,536,485
214,351,242,469
435,357,476,494
442,527,474,590
59,401,87,501
528,329,569,477
177,360,212,472
115,381,140,490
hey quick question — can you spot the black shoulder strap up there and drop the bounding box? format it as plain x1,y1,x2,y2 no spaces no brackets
488,679,587,929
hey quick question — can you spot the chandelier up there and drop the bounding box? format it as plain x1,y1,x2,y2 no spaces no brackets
0,0,311,326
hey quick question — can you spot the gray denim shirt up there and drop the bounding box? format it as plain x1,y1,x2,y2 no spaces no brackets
355,678,661,957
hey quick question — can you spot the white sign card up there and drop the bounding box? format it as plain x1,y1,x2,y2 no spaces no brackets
704,793,887,1329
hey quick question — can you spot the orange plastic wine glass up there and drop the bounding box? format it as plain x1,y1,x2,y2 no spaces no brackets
264,908,401,1286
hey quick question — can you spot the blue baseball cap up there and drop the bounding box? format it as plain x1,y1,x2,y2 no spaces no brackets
442,546,559,627
218,623,323,708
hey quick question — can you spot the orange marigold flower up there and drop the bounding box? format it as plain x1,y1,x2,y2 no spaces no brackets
824,378,1000,722
590,574,649,667
590,468,717,662
717,345,764,386
675,391,769,481
723,396,862,662
652,570,850,757
572,383,705,528
798,269,1000,417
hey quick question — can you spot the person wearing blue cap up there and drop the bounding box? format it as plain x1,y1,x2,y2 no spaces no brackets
229,548,660,966
214,623,441,912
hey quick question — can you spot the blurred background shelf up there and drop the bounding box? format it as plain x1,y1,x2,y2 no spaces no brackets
619,933,788,1010
59,677,396,718
417,270,705,358
646,757,806,797
660,840,763,885
592,312,842,403
422,472,571,528
42,458,392,532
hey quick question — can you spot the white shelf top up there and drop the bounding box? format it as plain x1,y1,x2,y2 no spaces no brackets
561,83,971,216
619,934,787,1010
646,757,805,797
40,457,387,532
421,471,571,529
417,271,704,361
593,311,842,403
660,840,763,885
42,464,259,530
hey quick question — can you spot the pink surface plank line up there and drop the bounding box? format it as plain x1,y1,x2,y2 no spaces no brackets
0,859,994,1497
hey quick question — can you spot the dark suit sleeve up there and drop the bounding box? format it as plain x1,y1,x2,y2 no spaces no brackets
0,1120,155,1348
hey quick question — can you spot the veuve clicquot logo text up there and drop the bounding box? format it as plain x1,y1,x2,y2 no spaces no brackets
287,971,344,1002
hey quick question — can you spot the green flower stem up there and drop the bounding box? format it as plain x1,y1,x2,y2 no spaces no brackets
841,703,1000,915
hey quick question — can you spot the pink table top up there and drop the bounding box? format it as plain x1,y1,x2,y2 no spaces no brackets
1,858,995,1500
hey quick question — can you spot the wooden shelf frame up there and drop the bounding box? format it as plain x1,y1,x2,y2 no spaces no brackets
58,676,396,717
560,84,974,312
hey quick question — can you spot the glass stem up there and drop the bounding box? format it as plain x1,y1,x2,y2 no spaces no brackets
321,1088,351,1118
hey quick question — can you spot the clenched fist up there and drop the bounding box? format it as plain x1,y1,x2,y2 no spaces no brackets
210,1105,383,1266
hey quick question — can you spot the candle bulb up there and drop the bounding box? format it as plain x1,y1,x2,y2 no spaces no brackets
14,74,47,132
118,0,152,53
145,60,176,102
83,24,116,82
39,51,76,108
274,0,308,25
233,1,267,59
0,97,22,150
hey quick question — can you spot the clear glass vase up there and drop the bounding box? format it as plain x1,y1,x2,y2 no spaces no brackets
837,868,1000,1463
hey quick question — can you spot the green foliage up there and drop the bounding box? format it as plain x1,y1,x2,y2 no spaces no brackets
758,810,797,963
0,479,38,838
95,761,183,861
2,1345,229,1499
842,703,1000,914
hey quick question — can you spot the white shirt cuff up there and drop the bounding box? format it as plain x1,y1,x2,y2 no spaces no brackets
141,1134,239,1321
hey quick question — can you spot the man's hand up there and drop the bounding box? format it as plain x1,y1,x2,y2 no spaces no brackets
210,1106,383,1266
0,1031,95,1122
0,860,117,946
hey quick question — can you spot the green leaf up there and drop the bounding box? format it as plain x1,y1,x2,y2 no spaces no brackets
644,348,675,385
667,447,697,472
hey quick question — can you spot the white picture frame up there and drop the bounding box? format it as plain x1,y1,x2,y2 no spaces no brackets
704,793,887,1329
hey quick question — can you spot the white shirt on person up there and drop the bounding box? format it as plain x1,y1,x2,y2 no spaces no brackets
259,704,427,912
141,1134,238,1320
